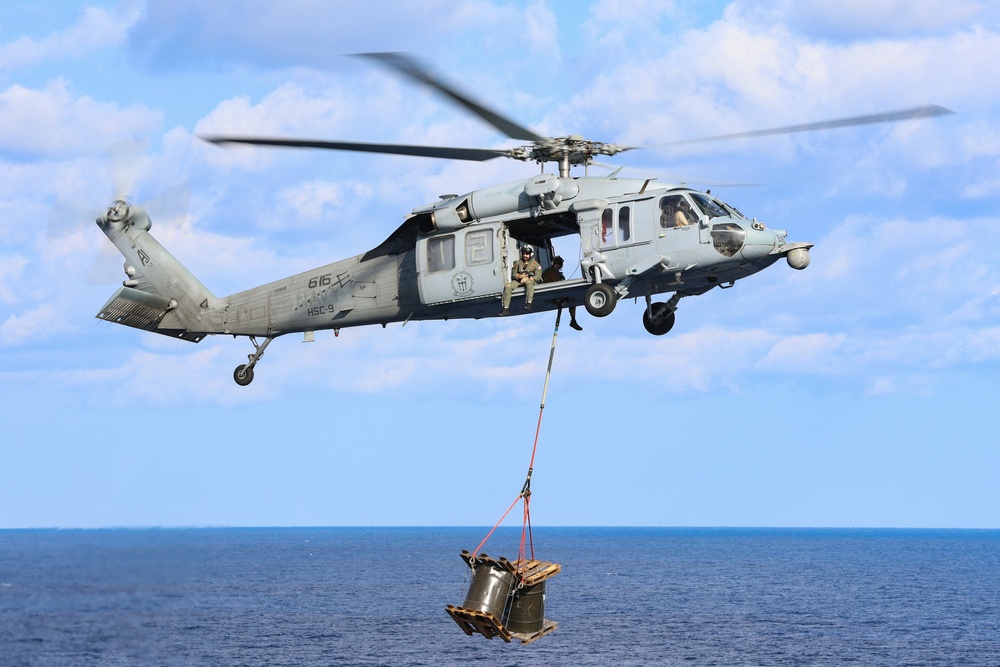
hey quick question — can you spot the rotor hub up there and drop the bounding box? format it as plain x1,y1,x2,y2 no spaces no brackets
507,137,632,167
106,199,131,224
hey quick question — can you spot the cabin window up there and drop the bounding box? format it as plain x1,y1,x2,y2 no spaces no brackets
427,235,455,272
618,206,631,242
465,230,494,266
601,208,613,242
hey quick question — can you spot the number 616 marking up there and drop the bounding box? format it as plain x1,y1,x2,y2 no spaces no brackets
308,273,332,289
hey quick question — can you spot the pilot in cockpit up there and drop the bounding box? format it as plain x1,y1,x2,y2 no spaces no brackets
660,195,694,228
675,199,695,226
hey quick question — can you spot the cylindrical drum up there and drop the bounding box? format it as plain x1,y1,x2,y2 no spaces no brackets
462,564,516,619
505,581,546,635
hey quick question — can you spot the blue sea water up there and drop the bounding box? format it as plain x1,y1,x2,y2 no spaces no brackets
1,527,998,666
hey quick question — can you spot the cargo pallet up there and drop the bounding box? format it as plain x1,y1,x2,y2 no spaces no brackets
446,551,561,645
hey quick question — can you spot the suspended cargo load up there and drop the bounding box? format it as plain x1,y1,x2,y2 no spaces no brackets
446,550,560,645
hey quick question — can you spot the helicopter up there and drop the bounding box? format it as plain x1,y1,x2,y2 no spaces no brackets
92,53,952,385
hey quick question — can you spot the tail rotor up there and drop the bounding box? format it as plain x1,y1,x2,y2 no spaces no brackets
48,140,189,285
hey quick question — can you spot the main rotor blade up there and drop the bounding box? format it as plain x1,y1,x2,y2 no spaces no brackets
202,136,508,162
665,104,955,145
357,52,546,143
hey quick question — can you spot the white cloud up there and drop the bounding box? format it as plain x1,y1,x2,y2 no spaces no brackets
0,80,162,156
963,175,1000,199
583,0,684,50
521,0,561,60
54,345,276,406
931,326,1000,366
130,0,556,71
864,375,897,396
145,210,291,296
757,332,847,374
269,180,374,230
196,83,352,141
0,254,28,303
0,6,140,72
564,9,999,181
769,0,992,39
0,303,68,346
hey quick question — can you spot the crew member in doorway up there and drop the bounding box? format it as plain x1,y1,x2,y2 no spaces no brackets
541,256,582,331
501,244,541,315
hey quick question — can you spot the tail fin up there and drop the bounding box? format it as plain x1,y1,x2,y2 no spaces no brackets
94,200,217,342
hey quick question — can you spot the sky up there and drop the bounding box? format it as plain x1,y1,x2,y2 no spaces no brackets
1,0,999,529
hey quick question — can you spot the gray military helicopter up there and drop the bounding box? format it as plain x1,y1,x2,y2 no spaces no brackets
93,53,951,385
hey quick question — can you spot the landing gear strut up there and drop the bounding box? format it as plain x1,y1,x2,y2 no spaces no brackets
234,335,275,386
642,293,682,336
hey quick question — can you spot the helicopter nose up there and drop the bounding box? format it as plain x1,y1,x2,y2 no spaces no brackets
732,226,795,269
739,226,781,256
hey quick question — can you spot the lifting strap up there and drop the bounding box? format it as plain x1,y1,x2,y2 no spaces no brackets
473,306,563,577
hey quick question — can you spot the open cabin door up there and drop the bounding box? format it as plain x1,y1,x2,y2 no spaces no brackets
415,224,506,305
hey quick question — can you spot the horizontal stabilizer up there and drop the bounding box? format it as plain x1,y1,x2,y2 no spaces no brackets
96,286,206,343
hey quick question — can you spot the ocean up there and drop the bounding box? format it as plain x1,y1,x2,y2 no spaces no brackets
1,527,998,666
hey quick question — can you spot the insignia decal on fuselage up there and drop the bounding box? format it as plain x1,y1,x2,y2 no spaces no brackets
452,271,474,297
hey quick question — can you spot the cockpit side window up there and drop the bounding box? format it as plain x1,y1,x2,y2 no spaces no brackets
659,195,697,228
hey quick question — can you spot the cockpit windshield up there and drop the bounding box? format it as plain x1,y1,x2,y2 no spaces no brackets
690,193,729,219
717,198,748,220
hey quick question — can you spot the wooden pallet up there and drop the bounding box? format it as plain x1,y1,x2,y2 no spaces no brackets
445,605,559,645
458,550,562,586
445,604,512,642
511,619,559,645
511,558,561,586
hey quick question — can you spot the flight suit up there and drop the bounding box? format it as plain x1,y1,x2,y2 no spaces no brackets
502,257,541,310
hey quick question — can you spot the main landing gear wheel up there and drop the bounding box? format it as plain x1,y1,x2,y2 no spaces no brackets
584,283,617,317
232,335,275,386
234,364,255,386
643,302,676,336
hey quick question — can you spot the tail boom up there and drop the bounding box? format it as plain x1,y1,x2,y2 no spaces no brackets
94,200,218,341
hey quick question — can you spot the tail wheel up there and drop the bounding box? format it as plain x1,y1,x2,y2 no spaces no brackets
584,283,616,317
643,302,676,336
234,364,254,386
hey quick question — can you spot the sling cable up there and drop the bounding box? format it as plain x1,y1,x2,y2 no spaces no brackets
446,307,565,645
